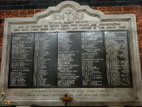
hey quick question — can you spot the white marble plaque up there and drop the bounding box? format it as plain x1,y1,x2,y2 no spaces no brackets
0,1,142,106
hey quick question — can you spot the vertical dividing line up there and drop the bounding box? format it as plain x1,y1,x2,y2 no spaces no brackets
80,32,83,87
56,32,58,88
127,30,133,88
103,31,108,88
8,33,13,88
17,34,19,86
32,32,35,88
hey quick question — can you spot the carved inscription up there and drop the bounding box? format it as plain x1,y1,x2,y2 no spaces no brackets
57,32,81,87
33,33,57,87
104,31,131,87
53,12,84,21
9,31,132,88
9,33,34,87
11,22,128,32
81,32,107,87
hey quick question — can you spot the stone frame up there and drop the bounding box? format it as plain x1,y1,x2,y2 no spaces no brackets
0,1,142,106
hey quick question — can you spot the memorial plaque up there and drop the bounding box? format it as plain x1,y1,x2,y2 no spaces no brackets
8,31,132,88
0,1,141,106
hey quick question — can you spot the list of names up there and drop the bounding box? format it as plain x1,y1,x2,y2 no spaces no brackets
9,31,132,88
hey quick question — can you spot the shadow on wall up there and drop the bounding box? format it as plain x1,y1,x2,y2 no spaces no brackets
0,0,142,10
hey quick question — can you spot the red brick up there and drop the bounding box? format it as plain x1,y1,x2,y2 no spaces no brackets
0,37,3,40
123,11,137,15
35,9,42,14
5,10,12,17
139,35,142,41
0,37,3,42
0,11,5,19
137,17,142,22
11,10,20,17
0,62,1,71
138,5,142,16
96,7,107,12
135,11,140,16
137,25,142,31
140,55,142,59
137,20,142,27
139,41,142,47
27,10,34,17
123,6,138,12
140,55,142,67
140,56,142,65
138,29,142,35
106,6,122,13
19,10,27,17
106,7,115,12
139,5,142,11
139,47,142,54
137,9,142,17
140,56,142,63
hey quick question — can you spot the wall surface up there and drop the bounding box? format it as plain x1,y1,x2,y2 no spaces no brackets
0,0,142,10
1,5,141,73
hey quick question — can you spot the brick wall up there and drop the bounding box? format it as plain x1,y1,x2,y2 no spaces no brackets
0,5,142,71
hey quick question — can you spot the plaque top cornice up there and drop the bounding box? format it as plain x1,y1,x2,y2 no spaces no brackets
33,1,105,21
